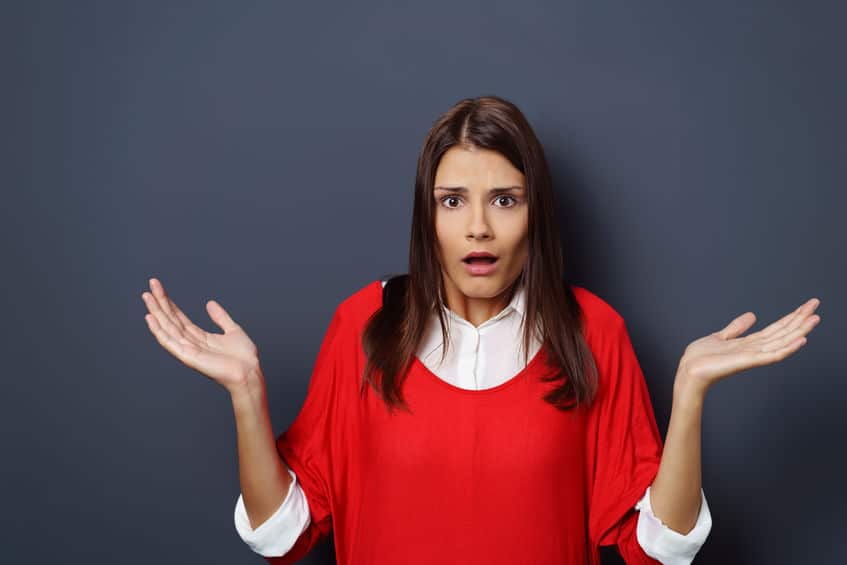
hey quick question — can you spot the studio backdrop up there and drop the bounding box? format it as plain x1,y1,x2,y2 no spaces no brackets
3,1,843,564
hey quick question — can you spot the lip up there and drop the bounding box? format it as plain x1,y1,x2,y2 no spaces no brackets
462,255,499,276
462,251,499,260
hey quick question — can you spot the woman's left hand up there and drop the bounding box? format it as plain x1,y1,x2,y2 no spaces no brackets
676,297,822,395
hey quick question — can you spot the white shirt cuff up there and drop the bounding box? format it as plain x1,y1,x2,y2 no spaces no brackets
634,485,712,565
233,467,312,557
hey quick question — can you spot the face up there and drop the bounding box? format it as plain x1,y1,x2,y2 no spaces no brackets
433,145,529,323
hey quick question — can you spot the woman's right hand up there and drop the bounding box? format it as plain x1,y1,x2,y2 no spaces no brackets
142,277,260,393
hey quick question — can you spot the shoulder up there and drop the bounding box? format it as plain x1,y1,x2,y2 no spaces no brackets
332,277,385,327
570,285,627,345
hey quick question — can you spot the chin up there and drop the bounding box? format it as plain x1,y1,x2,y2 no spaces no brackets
459,277,509,294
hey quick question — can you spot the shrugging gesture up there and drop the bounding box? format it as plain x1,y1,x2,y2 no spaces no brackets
141,277,260,393
677,297,821,395
649,296,822,541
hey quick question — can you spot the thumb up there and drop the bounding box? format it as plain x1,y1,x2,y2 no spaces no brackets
718,311,756,340
206,299,240,332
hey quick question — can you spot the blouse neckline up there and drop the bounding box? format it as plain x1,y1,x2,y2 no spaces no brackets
410,343,547,395
374,278,548,395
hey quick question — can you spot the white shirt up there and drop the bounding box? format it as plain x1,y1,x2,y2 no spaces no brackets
234,280,712,563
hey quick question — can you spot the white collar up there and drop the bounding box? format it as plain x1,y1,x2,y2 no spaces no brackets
417,281,527,360
442,281,526,328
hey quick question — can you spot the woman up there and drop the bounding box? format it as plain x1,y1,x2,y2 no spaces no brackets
142,96,821,564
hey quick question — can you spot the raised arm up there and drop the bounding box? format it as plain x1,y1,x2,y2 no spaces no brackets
231,370,296,531
141,277,303,554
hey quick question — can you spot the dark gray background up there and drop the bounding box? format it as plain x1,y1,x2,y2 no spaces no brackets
3,1,844,563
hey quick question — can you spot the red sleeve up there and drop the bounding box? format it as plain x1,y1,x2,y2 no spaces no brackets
585,315,664,564
264,306,345,565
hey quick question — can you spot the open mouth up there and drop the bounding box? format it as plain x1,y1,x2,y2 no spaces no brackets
462,257,498,264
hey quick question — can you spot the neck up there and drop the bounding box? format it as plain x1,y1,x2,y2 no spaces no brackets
441,275,520,328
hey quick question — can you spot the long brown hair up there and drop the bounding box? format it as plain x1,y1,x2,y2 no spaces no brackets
361,95,598,413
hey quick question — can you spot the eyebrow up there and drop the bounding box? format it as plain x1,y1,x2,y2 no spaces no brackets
433,185,525,195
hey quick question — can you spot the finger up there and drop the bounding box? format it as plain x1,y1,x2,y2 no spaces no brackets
206,300,240,333
149,281,208,344
750,333,808,366
756,305,803,339
145,313,207,369
160,296,209,344
172,307,209,344
758,298,820,340
774,309,816,340
142,291,198,347
145,312,189,361
150,278,176,319
760,314,820,352
719,312,756,340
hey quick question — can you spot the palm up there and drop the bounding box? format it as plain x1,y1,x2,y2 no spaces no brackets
142,278,260,390
680,297,821,391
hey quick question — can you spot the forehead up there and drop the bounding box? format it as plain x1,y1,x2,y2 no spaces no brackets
434,146,525,186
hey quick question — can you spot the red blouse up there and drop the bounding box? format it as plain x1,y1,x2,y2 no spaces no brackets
266,279,664,564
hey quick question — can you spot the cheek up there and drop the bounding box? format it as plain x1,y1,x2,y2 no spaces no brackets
433,218,457,260
502,219,529,249
434,219,446,248
506,235,529,268
434,214,461,241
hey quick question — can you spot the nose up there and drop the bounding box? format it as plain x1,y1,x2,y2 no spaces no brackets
466,203,492,240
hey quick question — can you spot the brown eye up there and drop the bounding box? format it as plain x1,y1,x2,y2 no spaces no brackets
441,196,461,208
495,196,518,207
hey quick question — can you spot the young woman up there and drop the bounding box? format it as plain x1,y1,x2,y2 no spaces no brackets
142,96,821,564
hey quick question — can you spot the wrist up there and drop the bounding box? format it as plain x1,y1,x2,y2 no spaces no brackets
228,363,266,401
673,366,708,405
